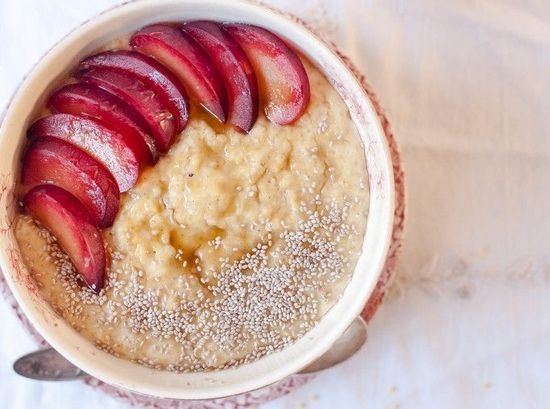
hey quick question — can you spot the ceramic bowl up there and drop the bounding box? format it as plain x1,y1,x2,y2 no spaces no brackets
0,0,395,400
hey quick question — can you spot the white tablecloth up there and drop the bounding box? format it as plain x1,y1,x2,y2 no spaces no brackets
2,0,550,408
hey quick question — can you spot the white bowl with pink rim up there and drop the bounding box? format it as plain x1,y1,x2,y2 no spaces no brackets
0,0,395,400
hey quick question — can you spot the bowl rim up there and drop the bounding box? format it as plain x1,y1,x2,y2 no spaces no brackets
0,0,395,400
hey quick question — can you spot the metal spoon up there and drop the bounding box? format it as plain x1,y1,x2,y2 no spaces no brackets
13,316,367,380
298,316,367,374
13,347,87,381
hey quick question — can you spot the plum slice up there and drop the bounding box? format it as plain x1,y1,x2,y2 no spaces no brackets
23,185,106,293
130,24,227,123
182,21,258,133
223,23,310,125
49,83,158,165
28,113,140,193
78,51,189,134
21,137,120,228
77,67,176,152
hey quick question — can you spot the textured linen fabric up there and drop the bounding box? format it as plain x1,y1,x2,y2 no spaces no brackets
1,1,550,408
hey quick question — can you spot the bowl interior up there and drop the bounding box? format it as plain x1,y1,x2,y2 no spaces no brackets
0,0,394,400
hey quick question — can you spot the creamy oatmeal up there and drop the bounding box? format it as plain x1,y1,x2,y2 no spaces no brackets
16,62,369,371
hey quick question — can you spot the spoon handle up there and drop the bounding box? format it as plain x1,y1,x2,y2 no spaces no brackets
298,316,367,374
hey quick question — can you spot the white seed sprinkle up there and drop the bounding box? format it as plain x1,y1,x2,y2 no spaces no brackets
34,200,359,373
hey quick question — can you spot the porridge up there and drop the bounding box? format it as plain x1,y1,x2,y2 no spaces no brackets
15,22,369,371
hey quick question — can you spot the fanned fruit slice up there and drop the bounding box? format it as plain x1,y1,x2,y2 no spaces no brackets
223,23,310,125
130,24,227,123
49,83,158,165
21,137,119,228
77,67,176,152
28,113,139,192
182,21,258,133
78,50,189,133
23,185,106,293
